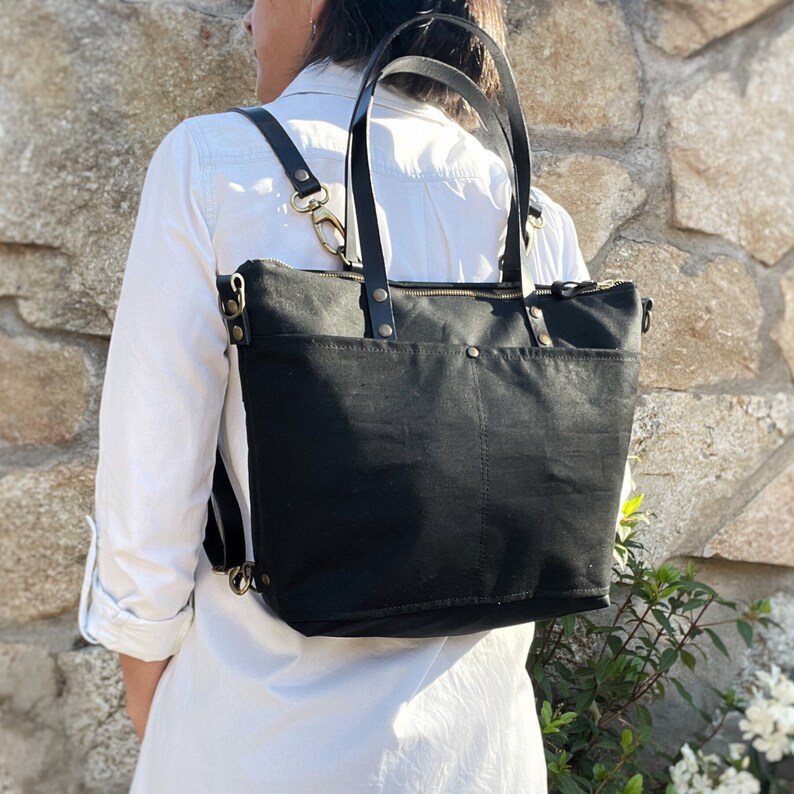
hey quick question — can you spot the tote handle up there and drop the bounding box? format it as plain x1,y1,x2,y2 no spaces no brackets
343,15,544,342
344,14,537,276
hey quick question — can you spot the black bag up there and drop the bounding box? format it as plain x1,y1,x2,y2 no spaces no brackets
203,14,651,638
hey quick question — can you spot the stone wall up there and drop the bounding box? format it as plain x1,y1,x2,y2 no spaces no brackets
0,0,792,789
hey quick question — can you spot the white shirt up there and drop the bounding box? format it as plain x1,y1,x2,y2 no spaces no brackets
79,63,589,794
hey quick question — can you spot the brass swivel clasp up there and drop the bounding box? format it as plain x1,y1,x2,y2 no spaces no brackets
291,186,346,259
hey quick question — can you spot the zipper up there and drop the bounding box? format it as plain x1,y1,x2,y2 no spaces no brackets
313,269,630,299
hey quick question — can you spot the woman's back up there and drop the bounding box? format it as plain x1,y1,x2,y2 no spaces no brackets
81,62,587,793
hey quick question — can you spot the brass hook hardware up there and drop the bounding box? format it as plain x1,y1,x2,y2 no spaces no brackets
228,561,257,595
290,187,346,260
218,273,246,320
310,204,346,257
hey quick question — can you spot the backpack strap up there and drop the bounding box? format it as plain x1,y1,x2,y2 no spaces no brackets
203,107,320,587
228,106,323,197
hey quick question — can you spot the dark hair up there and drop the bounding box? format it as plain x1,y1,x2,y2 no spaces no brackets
305,0,507,123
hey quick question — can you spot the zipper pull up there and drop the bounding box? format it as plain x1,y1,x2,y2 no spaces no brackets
642,297,654,334
551,280,598,299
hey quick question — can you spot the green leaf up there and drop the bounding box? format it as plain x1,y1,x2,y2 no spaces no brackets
686,559,696,580
680,598,709,613
659,647,678,672
560,613,577,637
670,676,695,707
557,776,585,794
574,689,594,715
705,628,729,658
621,728,634,754
533,665,554,702
652,608,676,636
622,494,644,516
634,704,653,727
623,773,643,794
737,620,753,648
591,762,607,780
540,700,552,726
680,650,696,671
607,634,624,658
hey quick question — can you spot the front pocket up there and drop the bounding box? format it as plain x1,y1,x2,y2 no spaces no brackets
239,336,639,620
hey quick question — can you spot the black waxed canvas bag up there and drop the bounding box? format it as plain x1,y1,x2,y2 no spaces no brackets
202,14,651,638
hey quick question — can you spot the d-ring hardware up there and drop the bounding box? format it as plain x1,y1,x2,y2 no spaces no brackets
525,214,546,259
290,187,347,259
218,273,246,320
228,561,258,595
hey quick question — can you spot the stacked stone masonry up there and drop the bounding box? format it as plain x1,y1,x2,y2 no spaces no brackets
0,0,792,789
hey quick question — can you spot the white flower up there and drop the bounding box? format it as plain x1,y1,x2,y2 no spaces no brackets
690,771,716,793
670,756,695,789
752,729,791,763
754,664,781,693
771,676,794,707
770,701,794,734
739,697,777,739
681,743,700,773
701,752,721,768
726,743,748,765
670,763,693,791
714,767,761,794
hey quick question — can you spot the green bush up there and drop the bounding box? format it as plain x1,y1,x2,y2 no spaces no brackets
528,494,783,793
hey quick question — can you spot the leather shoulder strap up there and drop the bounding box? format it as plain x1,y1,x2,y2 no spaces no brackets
204,450,246,572
205,107,324,573
228,106,323,198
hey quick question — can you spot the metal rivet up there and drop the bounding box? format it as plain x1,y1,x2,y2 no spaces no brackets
378,324,393,338
232,325,244,342
226,299,239,314
530,306,542,319
294,169,310,183
373,288,388,303
539,333,552,346
467,346,480,358
261,573,271,586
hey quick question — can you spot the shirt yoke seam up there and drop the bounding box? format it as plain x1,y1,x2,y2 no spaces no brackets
183,118,217,237
201,150,509,185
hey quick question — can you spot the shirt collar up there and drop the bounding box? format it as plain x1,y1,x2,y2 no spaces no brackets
278,62,451,122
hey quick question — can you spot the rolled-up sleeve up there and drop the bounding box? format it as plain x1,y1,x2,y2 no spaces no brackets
79,120,228,662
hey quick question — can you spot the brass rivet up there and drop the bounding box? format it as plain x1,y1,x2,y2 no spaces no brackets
232,325,244,342
226,299,239,314
530,306,542,318
261,573,271,586
294,169,310,183
373,288,388,303
539,333,552,346
378,324,393,338
467,346,480,358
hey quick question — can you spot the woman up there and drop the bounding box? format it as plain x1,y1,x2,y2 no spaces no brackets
79,0,589,791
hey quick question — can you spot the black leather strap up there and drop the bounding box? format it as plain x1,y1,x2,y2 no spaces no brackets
345,15,552,346
344,13,540,280
384,56,524,274
228,107,322,198
203,450,246,572
347,53,534,341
